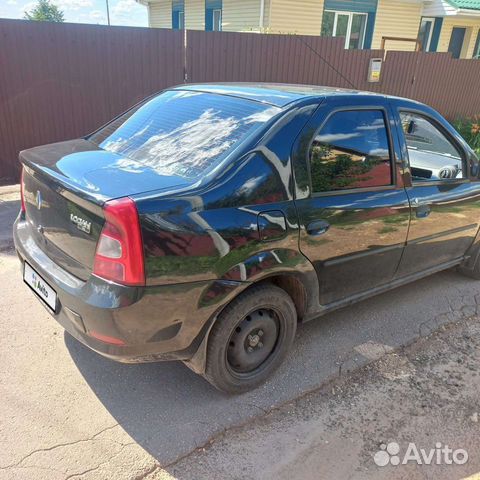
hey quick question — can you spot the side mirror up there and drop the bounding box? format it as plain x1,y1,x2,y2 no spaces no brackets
407,120,416,135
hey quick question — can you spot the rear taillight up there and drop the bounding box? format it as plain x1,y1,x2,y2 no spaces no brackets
20,167,26,213
93,197,145,286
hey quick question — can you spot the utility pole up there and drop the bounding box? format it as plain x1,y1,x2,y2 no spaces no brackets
106,0,111,25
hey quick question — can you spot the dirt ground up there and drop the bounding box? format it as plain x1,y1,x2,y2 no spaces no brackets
157,316,480,480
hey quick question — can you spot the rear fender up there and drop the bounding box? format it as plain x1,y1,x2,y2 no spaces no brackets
218,247,319,311
184,248,319,374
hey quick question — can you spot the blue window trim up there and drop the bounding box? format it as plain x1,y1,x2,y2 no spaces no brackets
430,18,443,52
364,12,375,49
206,0,222,31
324,0,377,14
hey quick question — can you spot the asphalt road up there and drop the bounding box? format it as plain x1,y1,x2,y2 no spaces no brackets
1,186,479,479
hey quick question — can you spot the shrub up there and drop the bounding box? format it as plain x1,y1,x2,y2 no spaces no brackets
453,117,480,156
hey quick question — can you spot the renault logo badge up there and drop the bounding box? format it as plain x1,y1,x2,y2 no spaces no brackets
36,190,42,210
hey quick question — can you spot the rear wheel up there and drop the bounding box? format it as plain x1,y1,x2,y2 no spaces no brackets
204,284,297,394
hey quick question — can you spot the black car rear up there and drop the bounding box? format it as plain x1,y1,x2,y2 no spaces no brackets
14,85,294,391
21,160,104,281
19,89,282,283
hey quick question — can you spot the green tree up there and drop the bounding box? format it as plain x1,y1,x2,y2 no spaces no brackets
24,0,65,22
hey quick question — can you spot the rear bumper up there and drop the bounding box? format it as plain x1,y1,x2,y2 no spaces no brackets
14,215,244,363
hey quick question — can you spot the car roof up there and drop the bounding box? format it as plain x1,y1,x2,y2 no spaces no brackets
170,82,423,109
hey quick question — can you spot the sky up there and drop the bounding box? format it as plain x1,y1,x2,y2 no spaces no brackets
0,0,148,27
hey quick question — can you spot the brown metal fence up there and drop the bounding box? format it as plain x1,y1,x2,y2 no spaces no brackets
186,30,384,90
2,19,480,184
0,19,184,184
186,30,480,120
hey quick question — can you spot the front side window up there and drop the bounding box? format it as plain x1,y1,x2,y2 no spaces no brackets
309,110,392,193
321,10,367,49
89,91,280,179
400,112,464,181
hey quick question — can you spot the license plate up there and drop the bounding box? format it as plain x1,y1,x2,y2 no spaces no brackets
24,262,57,311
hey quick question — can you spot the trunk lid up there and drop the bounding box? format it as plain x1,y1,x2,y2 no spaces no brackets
21,139,191,281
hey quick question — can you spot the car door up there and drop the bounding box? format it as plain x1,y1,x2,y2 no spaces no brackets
292,97,410,306
393,102,480,278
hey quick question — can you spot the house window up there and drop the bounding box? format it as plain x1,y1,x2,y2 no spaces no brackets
206,0,222,31
418,17,435,52
474,30,480,59
321,10,367,49
212,9,222,31
448,27,466,59
172,0,184,30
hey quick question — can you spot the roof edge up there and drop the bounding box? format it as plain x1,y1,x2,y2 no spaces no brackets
444,0,480,12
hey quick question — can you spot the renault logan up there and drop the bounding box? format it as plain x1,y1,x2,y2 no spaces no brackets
14,84,480,393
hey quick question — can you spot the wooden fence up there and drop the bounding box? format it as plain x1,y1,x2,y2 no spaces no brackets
1,18,480,184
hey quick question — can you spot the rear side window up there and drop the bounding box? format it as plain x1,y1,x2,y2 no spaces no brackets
399,111,464,181
89,90,280,179
309,110,392,193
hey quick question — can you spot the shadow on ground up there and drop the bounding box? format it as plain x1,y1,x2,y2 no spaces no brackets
66,268,479,465
0,198,19,253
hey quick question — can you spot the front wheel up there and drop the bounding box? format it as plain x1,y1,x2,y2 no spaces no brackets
204,284,297,394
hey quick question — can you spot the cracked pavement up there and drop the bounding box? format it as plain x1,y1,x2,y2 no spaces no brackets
2,186,480,479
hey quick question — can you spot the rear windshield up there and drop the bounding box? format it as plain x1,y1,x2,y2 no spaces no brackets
89,90,281,179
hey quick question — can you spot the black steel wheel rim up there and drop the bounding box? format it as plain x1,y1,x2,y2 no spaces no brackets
226,307,280,375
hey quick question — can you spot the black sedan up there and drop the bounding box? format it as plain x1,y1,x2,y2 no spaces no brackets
14,83,480,393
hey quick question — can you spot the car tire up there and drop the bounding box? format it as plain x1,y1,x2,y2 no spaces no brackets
203,284,297,394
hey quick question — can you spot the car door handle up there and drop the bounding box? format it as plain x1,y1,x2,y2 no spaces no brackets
306,220,330,236
415,204,431,218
